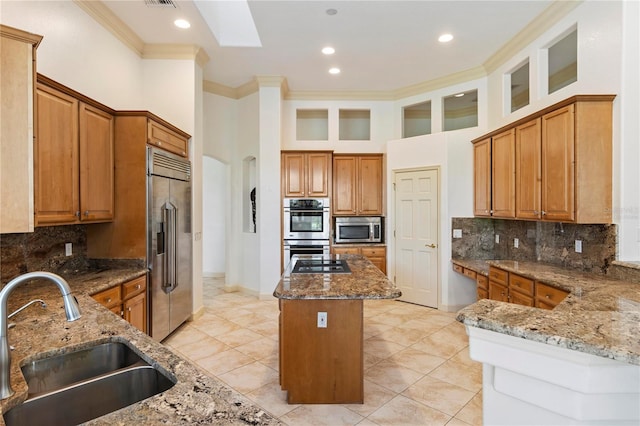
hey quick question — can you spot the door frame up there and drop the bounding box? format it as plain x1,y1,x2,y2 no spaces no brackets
390,166,441,308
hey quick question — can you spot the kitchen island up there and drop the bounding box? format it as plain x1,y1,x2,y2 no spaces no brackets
455,260,640,425
0,268,279,425
273,254,400,404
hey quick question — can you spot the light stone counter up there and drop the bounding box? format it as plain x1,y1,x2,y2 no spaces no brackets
0,268,280,425
273,254,401,300
455,260,640,365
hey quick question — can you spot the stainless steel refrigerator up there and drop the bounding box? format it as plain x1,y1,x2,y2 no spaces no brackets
147,147,192,341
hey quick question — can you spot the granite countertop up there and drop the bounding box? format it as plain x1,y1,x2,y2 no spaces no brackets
451,259,490,276
274,254,401,300
0,268,280,425
454,259,640,366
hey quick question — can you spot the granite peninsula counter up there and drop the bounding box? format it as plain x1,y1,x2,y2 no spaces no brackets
454,260,640,425
274,254,400,404
1,268,280,425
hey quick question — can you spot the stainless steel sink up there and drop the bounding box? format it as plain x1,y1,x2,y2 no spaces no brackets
3,342,176,426
21,342,146,395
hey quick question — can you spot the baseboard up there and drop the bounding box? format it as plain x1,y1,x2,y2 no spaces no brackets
438,304,468,313
203,272,225,278
190,305,205,321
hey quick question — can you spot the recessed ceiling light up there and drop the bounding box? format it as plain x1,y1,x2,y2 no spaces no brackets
322,47,335,55
454,93,465,97
329,67,341,75
438,33,454,43
174,19,191,29
326,8,337,16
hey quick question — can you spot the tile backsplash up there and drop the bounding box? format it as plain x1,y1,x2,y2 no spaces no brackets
451,217,617,273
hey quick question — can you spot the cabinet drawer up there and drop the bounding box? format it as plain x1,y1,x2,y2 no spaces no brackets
489,267,508,285
122,275,146,300
92,286,121,309
510,291,534,307
361,247,385,257
453,263,464,274
477,288,488,300
463,268,477,280
509,273,534,296
333,247,360,255
535,282,569,307
476,274,488,290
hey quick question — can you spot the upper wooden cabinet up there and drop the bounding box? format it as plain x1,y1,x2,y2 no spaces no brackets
333,154,383,216
148,119,189,157
472,95,615,223
491,129,516,218
0,25,41,234
35,78,114,226
473,138,491,217
281,151,332,198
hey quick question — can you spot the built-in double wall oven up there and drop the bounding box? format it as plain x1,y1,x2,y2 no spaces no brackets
283,198,330,262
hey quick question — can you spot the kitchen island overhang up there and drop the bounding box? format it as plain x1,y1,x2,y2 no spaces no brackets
274,254,401,404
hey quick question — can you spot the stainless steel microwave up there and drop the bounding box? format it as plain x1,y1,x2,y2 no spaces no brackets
334,217,383,243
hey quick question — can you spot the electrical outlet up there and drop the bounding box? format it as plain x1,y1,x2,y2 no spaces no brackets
453,229,462,238
495,234,500,244
317,312,327,328
514,238,519,248
65,243,72,257
575,240,582,253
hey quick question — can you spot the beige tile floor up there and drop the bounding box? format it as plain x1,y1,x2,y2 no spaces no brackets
164,277,483,425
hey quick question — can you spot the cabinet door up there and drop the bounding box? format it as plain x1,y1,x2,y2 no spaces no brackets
332,156,358,215
473,138,491,217
491,129,516,218
488,281,509,302
35,84,79,225
123,292,147,333
79,103,114,222
509,290,534,307
542,105,575,222
358,156,383,215
306,152,331,197
282,152,306,197
148,120,188,157
515,119,542,220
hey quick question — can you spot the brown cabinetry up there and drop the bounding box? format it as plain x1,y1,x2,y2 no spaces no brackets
473,139,491,216
473,95,614,223
92,275,147,333
535,281,569,310
333,154,383,216
35,78,114,226
148,119,189,157
332,245,386,274
86,113,190,260
0,25,41,234
491,129,516,218
281,151,332,198
476,274,489,299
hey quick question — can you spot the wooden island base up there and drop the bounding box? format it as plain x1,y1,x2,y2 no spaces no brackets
279,299,364,404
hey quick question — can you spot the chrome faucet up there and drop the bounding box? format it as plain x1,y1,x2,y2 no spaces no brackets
0,272,81,399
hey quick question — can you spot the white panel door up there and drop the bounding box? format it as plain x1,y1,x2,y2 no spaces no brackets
394,168,439,307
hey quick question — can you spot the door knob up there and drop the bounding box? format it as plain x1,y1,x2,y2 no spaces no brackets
425,243,437,248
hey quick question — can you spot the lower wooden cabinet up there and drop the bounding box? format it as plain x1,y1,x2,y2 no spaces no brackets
535,281,569,310
476,275,488,300
332,245,386,274
92,274,147,333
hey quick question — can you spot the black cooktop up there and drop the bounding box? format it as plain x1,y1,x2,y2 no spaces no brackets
291,259,352,274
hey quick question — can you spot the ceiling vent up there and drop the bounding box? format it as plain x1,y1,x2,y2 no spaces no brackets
144,0,177,8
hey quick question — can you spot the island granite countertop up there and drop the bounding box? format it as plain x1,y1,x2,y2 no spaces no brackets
455,259,640,366
0,267,280,425
274,254,401,300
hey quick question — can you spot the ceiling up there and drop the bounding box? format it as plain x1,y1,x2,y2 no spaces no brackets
101,0,556,93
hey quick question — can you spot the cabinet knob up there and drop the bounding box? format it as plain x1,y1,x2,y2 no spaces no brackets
541,211,546,216
106,297,111,303
157,141,162,146
75,211,80,217
135,284,141,290
84,211,89,216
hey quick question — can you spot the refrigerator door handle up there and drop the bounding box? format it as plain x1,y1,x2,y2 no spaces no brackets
162,202,178,293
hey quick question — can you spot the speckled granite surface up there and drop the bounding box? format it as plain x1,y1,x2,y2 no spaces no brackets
274,254,401,300
0,268,280,425
455,260,640,366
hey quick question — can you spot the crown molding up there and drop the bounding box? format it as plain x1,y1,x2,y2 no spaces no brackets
142,44,210,66
73,0,144,55
0,24,43,47
483,0,582,74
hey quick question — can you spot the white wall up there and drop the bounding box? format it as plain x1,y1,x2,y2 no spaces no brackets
202,156,228,275
0,0,142,109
